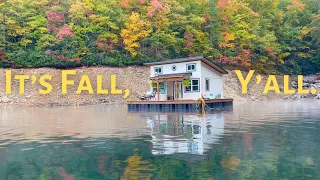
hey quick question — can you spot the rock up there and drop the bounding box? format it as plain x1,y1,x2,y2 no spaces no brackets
99,98,109,103
311,84,318,88
291,81,298,89
1,96,11,103
292,94,301,100
283,96,290,100
249,96,257,101
302,83,310,88
279,87,284,92
303,76,317,83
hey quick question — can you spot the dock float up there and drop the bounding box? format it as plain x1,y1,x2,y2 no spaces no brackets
127,99,233,112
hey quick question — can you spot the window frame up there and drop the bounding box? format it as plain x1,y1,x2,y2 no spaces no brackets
205,78,210,91
154,66,163,75
171,65,177,71
152,82,166,94
184,78,200,93
186,63,196,72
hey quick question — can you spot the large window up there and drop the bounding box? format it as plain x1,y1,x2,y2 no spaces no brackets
185,79,200,92
153,82,166,94
186,63,196,72
154,67,163,74
205,78,210,91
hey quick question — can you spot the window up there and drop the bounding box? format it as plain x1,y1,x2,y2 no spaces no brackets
186,63,196,72
171,65,177,71
185,79,200,92
205,78,210,91
154,67,163,74
152,82,166,94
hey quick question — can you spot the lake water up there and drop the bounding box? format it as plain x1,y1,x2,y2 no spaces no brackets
0,101,319,179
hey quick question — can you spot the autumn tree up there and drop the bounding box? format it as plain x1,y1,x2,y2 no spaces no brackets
120,12,151,56
122,154,156,180
0,0,319,74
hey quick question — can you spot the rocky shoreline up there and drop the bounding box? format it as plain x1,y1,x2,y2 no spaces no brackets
284,75,320,100
0,67,319,107
0,67,151,107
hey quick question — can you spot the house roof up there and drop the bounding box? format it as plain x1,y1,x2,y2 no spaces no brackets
150,73,192,81
143,56,228,74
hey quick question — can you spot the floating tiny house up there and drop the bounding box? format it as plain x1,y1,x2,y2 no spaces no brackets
128,56,233,111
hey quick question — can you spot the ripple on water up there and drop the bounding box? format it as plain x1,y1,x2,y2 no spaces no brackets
0,101,319,179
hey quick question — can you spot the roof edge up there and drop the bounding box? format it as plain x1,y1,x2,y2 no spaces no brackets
202,56,228,74
143,56,204,66
143,56,228,74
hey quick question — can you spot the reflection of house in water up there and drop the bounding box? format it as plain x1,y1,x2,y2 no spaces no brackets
146,113,224,155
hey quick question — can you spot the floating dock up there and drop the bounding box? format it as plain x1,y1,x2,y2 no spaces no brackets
127,99,233,112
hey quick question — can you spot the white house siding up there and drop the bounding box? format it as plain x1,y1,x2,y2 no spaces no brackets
200,62,224,98
148,113,225,155
182,86,202,100
150,60,201,77
149,60,224,100
150,61,202,100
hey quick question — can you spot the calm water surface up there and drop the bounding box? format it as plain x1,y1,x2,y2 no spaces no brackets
0,101,319,179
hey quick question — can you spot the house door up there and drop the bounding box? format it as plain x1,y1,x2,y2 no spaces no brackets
178,81,183,99
173,81,183,100
167,82,174,100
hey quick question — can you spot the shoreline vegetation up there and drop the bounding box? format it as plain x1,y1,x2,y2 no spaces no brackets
0,66,319,107
0,0,319,107
0,0,320,75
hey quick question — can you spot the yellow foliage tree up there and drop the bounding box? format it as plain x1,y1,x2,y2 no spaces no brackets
298,26,311,40
69,1,89,22
219,32,236,48
122,154,156,180
221,156,241,170
287,0,305,12
120,12,151,56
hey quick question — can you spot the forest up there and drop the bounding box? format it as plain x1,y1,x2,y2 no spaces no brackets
0,0,319,74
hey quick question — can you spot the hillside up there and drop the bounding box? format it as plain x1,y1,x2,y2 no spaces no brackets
0,0,319,75
0,67,319,107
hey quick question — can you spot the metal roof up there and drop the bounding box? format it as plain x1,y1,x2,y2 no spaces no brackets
153,73,192,78
150,73,192,81
143,56,228,74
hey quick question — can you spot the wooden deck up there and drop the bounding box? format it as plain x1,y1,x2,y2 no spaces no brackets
128,99,233,105
128,99,233,112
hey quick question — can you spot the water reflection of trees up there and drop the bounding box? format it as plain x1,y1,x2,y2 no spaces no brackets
0,116,319,179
